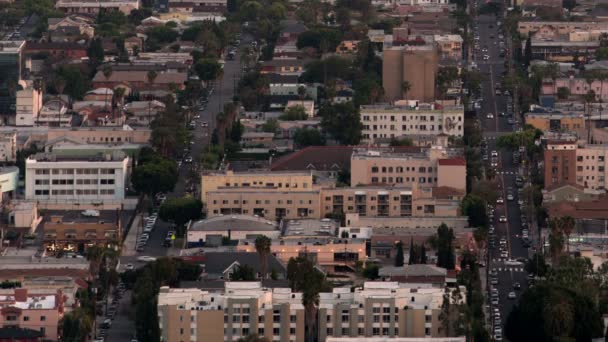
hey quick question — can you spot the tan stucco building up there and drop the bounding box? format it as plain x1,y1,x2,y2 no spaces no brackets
201,170,315,203
318,282,465,340
205,184,463,221
382,45,438,103
350,147,466,192
46,125,151,145
158,282,305,342
525,112,585,134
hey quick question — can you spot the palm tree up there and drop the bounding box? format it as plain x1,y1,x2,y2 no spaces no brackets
113,87,126,111
102,64,113,81
254,236,271,279
303,288,319,342
549,217,565,265
297,85,307,107
401,81,411,101
147,70,158,87
86,245,104,276
560,216,576,253
584,89,597,143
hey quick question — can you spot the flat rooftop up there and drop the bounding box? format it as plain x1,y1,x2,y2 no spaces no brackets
43,210,119,224
283,218,338,237
28,151,127,162
190,215,278,232
0,293,56,310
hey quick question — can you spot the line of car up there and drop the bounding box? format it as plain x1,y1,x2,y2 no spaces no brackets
95,281,138,342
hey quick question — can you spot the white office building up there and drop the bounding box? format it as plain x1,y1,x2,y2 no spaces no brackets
25,151,129,203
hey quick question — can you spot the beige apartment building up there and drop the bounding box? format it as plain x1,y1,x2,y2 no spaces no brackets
383,45,438,103
360,103,464,143
205,185,462,221
158,282,305,342
0,288,65,340
318,282,465,340
350,147,466,192
544,140,608,192
201,170,314,201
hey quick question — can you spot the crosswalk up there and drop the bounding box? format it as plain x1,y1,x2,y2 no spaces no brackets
496,171,517,175
496,267,525,272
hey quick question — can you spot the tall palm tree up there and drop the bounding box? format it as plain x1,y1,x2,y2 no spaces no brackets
297,85,307,107
113,87,126,113
549,217,565,265
102,64,113,81
147,70,158,87
401,81,411,101
560,216,576,253
303,288,319,342
86,245,104,276
254,236,271,279
584,89,597,143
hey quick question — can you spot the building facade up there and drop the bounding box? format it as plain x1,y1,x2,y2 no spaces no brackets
318,282,464,340
46,126,152,145
201,170,314,202
55,0,140,14
0,288,65,341
25,152,129,202
382,45,438,103
157,282,305,342
205,185,462,221
42,211,122,253
350,147,466,192
0,40,25,123
360,103,464,143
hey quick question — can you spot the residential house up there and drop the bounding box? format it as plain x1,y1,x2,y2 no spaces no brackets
124,100,166,126
194,252,286,280
24,42,87,59
91,70,187,92
55,0,140,15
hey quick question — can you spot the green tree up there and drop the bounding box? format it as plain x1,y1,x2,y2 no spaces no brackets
461,195,488,228
231,264,256,281
87,38,105,65
401,80,411,100
262,118,279,133
435,223,456,270
389,137,413,146
557,86,570,99
319,102,362,145
255,236,272,279
159,196,203,227
596,47,608,60
131,157,178,196
362,263,379,279
294,128,325,148
61,308,92,342
395,241,404,267
237,334,270,342
194,59,222,84
525,253,549,277
280,105,309,120
55,65,90,100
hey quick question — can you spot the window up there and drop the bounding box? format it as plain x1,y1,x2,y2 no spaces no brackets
373,328,380,336
23,316,29,321
290,328,296,334
273,328,280,335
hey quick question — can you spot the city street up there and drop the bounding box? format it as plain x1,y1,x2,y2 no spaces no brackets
474,5,530,338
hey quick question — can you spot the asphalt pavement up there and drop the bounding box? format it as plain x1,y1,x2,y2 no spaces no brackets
473,6,531,340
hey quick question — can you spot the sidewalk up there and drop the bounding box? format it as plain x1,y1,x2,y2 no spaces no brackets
122,214,142,257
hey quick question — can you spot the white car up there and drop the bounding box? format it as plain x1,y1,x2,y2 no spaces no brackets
486,113,494,119
508,292,517,299
501,251,509,258
499,215,507,222
507,194,514,201
137,256,157,262
505,259,523,266
125,263,134,271
491,150,498,157
496,197,504,204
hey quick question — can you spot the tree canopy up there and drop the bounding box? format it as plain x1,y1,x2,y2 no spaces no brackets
319,102,363,145
159,196,203,227
131,150,178,196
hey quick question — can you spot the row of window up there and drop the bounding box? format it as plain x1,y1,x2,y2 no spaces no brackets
362,115,462,122
214,199,314,205
224,182,308,188
364,124,452,132
34,168,117,175
34,189,115,195
371,177,436,184
577,155,606,162
371,166,434,173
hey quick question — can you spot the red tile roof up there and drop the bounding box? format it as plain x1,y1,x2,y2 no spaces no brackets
547,199,608,219
438,158,466,166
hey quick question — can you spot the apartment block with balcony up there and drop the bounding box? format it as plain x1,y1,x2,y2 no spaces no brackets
350,147,466,192
25,151,129,203
544,140,577,189
575,144,608,191
205,185,463,221
0,288,65,341
360,103,464,144
317,282,465,340
157,282,305,342
201,170,314,202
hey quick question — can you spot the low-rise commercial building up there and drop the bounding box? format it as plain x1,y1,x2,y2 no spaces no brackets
157,282,305,342
25,152,130,203
41,210,122,253
360,103,464,143
55,0,140,15
186,215,280,247
525,109,585,134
